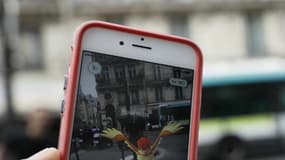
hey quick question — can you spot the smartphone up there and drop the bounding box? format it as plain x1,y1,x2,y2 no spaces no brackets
58,21,203,160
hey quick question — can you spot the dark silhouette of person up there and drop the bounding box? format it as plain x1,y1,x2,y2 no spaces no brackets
0,109,58,160
105,102,116,128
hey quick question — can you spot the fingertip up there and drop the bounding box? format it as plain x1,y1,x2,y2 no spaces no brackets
26,148,60,160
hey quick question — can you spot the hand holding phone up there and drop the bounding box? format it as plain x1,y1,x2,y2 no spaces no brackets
58,21,203,160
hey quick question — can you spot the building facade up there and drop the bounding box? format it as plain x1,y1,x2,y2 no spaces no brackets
0,0,285,113
74,51,193,128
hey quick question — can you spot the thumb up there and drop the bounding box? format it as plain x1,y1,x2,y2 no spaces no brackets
24,148,60,160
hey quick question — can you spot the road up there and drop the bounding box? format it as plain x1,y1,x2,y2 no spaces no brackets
250,156,285,160
70,130,189,160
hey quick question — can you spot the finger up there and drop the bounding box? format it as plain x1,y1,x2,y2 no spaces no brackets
169,122,176,127
24,148,60,160
106,128,112,132
174,123,180,129
103,128,114,134
102,130,109,134
167,121,175,126
101,133,107,138
175,126,184,132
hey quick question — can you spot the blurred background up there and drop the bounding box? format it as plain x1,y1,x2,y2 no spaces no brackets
0,0,285,159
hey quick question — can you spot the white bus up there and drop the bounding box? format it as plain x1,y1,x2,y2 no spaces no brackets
199,64,285,159
157,100,191,128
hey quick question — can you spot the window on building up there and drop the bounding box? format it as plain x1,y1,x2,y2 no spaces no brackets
175,87,183,100
118,92,126,105
153,65,161,80
17,27,43,70
128,64,137,80
169,13,189,37
246,12,266,57
155,87,163,101
114,65,125,81
173,69,182,78
102,66,110,82
131,90,139,104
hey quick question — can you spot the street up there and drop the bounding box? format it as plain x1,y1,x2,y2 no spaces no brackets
70,130,189,160
70,128,285,160
249,155,285,160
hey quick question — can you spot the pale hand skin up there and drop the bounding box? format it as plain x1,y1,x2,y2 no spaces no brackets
23,148,60,160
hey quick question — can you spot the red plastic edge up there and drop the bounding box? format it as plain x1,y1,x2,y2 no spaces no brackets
58,21,203,160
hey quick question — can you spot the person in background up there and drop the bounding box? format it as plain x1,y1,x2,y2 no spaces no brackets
105,101,116,128
0,108,59,160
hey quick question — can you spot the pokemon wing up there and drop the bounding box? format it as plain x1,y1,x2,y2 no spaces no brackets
101,128,127,141
159,122,183,137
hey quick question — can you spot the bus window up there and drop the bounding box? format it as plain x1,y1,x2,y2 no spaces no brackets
201,82,275,118
158,101,191,127
280,83,285,110
199,73,285,159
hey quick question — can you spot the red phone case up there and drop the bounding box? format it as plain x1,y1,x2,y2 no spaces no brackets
58,21,203,160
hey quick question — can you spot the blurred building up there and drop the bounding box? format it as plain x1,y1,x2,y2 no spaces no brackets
0,0,285,114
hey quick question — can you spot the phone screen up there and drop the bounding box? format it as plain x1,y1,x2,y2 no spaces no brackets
69,50,194,160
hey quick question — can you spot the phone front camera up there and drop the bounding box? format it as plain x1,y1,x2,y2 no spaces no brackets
119,41,124,46
141,37,145,41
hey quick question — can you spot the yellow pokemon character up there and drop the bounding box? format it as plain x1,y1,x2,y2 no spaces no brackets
101,122,183,160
